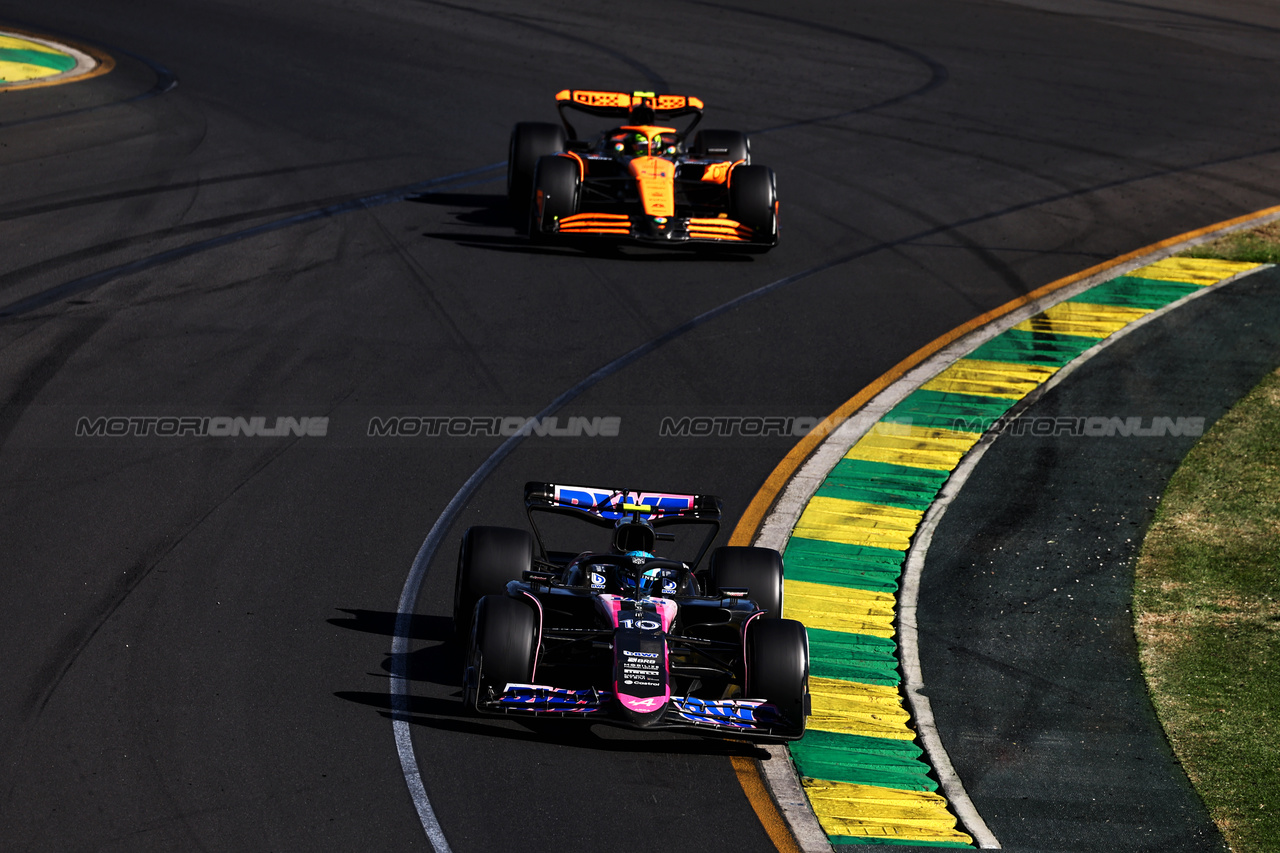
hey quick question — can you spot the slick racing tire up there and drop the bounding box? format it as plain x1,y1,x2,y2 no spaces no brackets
746,617,809,737
728,164,778,246
467,594,538,712
454,526,533,642
508,121,567,214
708,546,784,618
691,129,750,164
528,154,581,239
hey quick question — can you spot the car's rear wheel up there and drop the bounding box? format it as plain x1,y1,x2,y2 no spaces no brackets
508,121,567,215
454,526,533,642
529,154,581,239
466,594,538,711
729,164,778,247
692,129,750,164
746,617,809,737
708,545,784,617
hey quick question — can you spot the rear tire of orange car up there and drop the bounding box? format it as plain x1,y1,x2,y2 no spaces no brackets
691,129,750,164
528,155,581,240
508,122,567,220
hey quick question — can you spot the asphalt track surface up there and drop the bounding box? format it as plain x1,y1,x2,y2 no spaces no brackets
3,1,1280,850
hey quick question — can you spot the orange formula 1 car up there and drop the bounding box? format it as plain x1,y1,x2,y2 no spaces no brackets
507,90,778,251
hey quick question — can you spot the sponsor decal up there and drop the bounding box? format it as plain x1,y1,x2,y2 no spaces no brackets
552,485,695,520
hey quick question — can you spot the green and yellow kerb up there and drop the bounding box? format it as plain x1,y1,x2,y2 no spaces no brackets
0,31,111,88
783,257,1259,846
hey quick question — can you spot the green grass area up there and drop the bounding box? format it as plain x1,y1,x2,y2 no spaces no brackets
1134,368,1280,852
1180,220,1280,264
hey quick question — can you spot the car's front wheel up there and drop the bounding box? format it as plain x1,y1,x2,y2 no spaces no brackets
746,617,809,738
466,594,539,711
529,155,581,239
729,164,778,247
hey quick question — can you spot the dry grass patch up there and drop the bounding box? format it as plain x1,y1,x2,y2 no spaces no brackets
1134,370,1280,852
1183,219,1280,264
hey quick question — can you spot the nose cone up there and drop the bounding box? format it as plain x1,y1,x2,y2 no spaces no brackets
628,156,676,218
613,630,669,726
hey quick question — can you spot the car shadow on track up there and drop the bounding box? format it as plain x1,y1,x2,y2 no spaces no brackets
409,192,759,262
330,607,770,757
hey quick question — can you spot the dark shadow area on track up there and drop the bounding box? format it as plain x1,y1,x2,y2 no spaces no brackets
918,269,1280,851
328,608,450,641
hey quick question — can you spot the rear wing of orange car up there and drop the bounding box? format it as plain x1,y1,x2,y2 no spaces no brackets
554,89,704,140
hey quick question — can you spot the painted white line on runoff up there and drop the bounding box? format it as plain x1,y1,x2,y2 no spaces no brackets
751,245,1274,848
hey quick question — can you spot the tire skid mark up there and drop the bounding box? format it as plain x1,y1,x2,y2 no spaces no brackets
0,163,505,320
414,0,668,92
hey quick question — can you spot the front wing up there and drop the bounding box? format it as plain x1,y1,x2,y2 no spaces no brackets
549,212,774,248
481,683,799,740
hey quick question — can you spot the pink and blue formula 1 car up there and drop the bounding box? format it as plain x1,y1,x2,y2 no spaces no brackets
454,482,809,741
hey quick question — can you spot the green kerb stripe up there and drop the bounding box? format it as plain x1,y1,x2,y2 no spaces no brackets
814,458,950,511
791,730,937,790
0,47,76,72
809,627,900,685
967,329,1097,367
884,389,1015,433
1069,275,1202,310
784,536,904,592
830,837,974,847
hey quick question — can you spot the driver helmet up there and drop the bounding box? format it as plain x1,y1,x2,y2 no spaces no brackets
612,132,650,157
620,551,668,595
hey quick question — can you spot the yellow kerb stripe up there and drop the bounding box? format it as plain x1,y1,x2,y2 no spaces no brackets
1012,301,1151,339
802,780,975,844
1129,257,1261,285
784,579,896,637
844,423,982,471
920,357,1060,400
792,496,923,551
807,676,914,738
0,35,66,54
